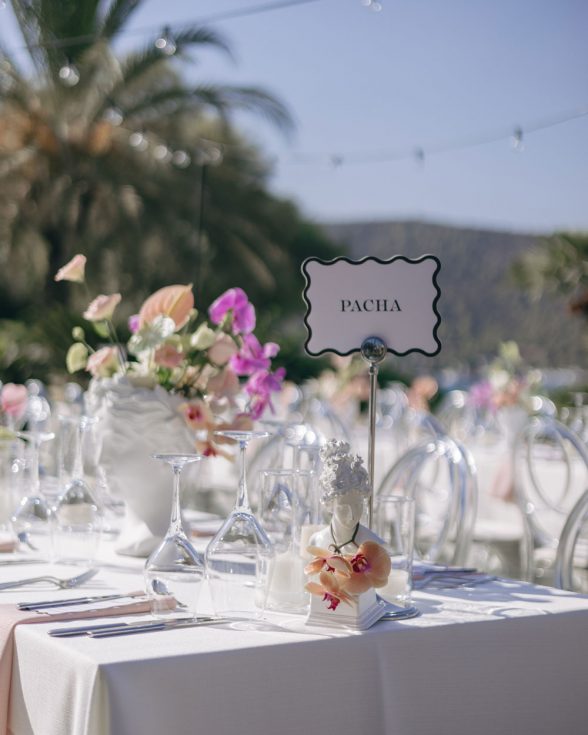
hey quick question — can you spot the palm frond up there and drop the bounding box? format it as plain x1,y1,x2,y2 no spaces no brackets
100,0,141,40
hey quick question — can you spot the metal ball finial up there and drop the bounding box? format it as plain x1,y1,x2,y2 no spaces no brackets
360,336,387,364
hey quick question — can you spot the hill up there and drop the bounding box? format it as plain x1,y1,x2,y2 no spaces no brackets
321,220,587,371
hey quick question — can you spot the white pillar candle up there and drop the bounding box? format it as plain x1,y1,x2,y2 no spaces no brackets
266,551,308,610
378,569,410,604
298,524,325,560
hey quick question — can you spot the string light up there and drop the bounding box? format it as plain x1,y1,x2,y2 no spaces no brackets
58,61,80,87
103,107,123,126
289,106,588,169
154,26,176,56
128,131,148,151
361,0,383,11
153,144,172,162
171,150,191,167
511,126,524,152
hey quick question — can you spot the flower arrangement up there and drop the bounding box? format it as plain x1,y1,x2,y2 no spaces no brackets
55,254,285,457
468,341,540,413
304,541,391,610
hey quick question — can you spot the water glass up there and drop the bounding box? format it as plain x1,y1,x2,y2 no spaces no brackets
259,469,307,612
376,495,415,607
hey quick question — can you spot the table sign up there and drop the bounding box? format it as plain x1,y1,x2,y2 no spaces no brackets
301,255,441,525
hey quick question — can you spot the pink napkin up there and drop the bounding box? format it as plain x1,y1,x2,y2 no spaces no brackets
0,595,173,734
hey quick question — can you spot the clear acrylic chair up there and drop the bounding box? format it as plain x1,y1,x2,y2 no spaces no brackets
513,416,588,583
375,436,477,566
553,487,588,592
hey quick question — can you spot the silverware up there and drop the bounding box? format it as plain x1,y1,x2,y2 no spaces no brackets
89,616,231,638
0,568,98,591
0,558,46,566
17,531,38,552
49,616,225,638
18,591,143,611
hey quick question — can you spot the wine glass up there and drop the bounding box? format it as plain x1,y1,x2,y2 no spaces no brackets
53,416,101,564
11,431,55,558
205,431,274,619
144,453,206,619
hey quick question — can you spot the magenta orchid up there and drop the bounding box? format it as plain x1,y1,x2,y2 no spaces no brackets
230,334,279,376
208,287,256,335
244,367,286,419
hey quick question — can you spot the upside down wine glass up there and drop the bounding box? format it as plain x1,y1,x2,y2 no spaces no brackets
144,454,206,618
12,431,55,559
205,431,274,619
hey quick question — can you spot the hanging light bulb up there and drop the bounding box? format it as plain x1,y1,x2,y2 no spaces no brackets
155,26,177,56
153,144,172,162
361,0,383,11
172,150,191,168
511,127,524,152
58,61,80,87
129,131,148,151
103,107,123,126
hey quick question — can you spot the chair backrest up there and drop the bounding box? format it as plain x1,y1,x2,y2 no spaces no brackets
375,436,477,565
553,487,588,592
513,416,588,550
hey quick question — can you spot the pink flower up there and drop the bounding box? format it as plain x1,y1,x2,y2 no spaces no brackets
154,344,183,368
230,334,279,376
139,285,194,331
83,293,121,322
208,288,256,335
54,254,86,283
207,367,240,401
180,400,213,431
128,314,140,334
207,333,238,366
244,367,286,419
86,346,119,378
1,383,28,419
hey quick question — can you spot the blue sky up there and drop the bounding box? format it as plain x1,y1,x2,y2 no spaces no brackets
1,0,587,233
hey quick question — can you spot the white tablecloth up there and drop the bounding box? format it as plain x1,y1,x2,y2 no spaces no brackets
3,544,588,735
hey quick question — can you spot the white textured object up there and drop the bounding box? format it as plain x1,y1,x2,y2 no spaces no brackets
306,587,387,630
87,377,196,557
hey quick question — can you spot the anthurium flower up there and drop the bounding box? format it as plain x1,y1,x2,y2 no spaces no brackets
0,383,28,419
342,542,392,595
139,284,194,330
208,333,238,366
154,343,183,368
83,293,121,322
54,254,86,283
208,287,256,335
86,346,119,378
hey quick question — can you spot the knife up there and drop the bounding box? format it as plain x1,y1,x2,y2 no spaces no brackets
89,617,231,638
49,616,223,638
19,591,145,611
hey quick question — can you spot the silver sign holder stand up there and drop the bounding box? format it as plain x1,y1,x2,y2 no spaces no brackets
360,336,387,529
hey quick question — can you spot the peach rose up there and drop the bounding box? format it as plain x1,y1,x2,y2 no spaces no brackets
207,333,238,366
54,254,86,283
86,346,119,378
83,293,121,322
139,285,194,330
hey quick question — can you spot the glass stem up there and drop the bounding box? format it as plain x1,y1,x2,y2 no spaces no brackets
170,464,184,535
72,422,84,480
30,439,40,496
235,441,250,512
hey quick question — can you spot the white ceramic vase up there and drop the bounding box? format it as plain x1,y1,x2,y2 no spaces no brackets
86,376,196,557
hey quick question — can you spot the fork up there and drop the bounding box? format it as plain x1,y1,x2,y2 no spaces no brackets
0,568,98,591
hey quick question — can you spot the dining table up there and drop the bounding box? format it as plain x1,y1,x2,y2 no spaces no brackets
2,537,587,735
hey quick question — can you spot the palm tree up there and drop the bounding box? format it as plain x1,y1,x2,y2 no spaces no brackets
512,232,588,321
0,0,339,380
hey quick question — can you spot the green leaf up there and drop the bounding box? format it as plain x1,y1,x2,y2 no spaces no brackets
66,342,89,373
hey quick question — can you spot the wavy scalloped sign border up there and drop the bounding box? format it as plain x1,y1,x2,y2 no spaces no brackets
301,255,442,357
